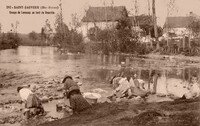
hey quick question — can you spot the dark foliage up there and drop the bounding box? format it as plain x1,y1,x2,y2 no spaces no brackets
0,32,21,50
29,31,38,41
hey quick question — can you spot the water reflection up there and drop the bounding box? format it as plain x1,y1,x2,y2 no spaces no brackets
0,46,200,92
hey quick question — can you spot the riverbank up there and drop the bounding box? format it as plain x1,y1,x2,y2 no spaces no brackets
145,53,200,62
0,68,64,125
39,97,200,126
0,44,18,50
0,65,198,126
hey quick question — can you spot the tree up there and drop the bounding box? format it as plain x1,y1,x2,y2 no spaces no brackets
53,13,84,52
152,0,159,49
188,20,200,37
28,31,38,41
140,25,162,38
41,27,45,42
0,23,1,34
0,23,2,41
87,26,101,41
91,17,140,54
41,19,53,45
5,32,20,48
166,0,177,47
10,21,19,33
69,13,81,31
69,13,82,47
53,13,69,47
167,0,177,16
15,21,19,34
116,17,139,53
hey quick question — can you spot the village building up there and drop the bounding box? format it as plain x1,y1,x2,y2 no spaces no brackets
162,12,200,49
81,6,155,43
81,6,128,40
163,16,192,37
163,12,200,38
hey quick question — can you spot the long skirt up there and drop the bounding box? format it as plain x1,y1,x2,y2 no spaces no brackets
24,94,44,118
130,87,148,98
25,94,42,108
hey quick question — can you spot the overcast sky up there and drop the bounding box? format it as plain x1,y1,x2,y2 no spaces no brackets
0,0,200,34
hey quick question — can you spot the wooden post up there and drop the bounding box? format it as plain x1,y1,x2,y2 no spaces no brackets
153,73,158,94
183,36,185,49
125,57,130,66
188,68,191,83
182,68,186,86
189,34,191,49
166,70,169,94
148,69,152,90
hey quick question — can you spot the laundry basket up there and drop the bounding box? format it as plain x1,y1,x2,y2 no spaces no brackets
83,92,101,105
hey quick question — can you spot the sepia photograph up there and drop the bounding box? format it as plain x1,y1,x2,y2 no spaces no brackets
0,0,200,125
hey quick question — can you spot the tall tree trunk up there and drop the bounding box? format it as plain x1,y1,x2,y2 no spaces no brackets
147,0,153,48
152,0,159,49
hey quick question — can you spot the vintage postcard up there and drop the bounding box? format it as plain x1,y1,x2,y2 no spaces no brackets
0,0,200,126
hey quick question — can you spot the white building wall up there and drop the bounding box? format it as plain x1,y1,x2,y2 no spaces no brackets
81,21,118,38
165,28,190,36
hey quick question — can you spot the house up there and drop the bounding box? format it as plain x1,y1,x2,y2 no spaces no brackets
81,6,128,38
163,12,200,37
163,16,193,37
162,12,200,49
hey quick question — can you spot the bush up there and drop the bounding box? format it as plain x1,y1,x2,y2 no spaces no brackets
0,33,21,50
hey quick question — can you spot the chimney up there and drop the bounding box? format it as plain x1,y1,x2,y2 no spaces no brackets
189,12,193,16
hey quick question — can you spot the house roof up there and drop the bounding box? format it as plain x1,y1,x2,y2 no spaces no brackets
82,6,128,22
163,16,194,28
129,15,153,26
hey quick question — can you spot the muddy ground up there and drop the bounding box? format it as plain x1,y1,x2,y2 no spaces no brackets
39,97,200,126
0,67,113,126
0,68,64,125
1,66,199,126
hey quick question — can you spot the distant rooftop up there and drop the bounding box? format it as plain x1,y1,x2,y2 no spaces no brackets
163,16,193,28
82,6,128,22
163,12,200,29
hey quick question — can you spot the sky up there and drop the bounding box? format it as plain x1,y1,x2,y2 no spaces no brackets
0,0,200,34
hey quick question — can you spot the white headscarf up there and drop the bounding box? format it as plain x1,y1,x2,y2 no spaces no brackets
115,78,130,95
19,88,33,101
